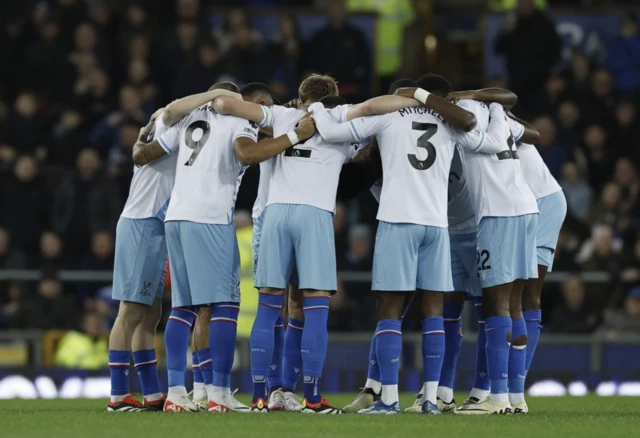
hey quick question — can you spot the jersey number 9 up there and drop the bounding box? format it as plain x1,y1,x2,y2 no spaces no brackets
408,122,437,171
184,120,211,166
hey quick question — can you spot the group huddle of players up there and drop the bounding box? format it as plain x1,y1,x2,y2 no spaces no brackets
105,72,566,416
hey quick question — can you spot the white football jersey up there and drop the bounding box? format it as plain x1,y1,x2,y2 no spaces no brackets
447,148,477,234
347,107,464,227
260,105,352,213
158,106,259,224
456,99,538,222
252,158,273,219
121,115,178,221
518,142,562,200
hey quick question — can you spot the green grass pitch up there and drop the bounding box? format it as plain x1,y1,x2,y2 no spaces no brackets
2,394,638,438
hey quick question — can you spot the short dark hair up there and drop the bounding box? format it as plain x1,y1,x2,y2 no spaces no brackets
241,82,273,103
416,74,453,98
388,78,418,95
319,95,346,108
208,81,240,93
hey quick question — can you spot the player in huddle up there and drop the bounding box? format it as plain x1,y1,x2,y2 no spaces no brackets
312,73,522,414
131,81,316,413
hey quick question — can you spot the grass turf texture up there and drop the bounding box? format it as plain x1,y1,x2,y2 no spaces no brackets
2,394,638,438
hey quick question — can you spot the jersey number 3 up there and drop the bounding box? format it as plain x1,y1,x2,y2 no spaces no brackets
408,122,437,171
184,120,211,166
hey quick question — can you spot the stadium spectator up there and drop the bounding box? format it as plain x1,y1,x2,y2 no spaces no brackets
221,24,270,85
605,11,640,94
556,100,582,147
17,275,79,330
588,182,621,226
30,232,70,273
20,18,67,100
51,149,121,259
0,155,51,252
0,282,24,328
89,85,147,154
561,161,592,222
494,0,561,106
598,287,640,336
612,102,640,166
305,0,371,102
172,40,224,99
563,52,592,100
533,116,566,178
77,231,115,301
213,8,261,55
48,108,90,169
549,276,600,333
54,311,108,369
582,124,615,192
266,16,302,101
3,92,48,157
0,228,27,270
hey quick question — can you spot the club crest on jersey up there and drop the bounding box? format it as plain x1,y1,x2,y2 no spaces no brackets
139,282,152,296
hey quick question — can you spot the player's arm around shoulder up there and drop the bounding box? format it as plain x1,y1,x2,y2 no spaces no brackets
345,95,419,121
213,96,271,126
233,114,316,165
395,87,477,132
132,113,170,165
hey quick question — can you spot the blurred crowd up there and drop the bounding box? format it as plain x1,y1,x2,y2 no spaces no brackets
0,0,639,338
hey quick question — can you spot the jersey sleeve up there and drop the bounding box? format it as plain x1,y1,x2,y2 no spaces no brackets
454,128,489,153
232,118,259,143
150,114,169,141
348,114,393,142
157,121,182,154
260,105,301,129
507,117,525,142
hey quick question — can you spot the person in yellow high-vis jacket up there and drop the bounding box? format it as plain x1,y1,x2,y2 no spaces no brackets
55,312,108,369
236,213,257,338
346,0,414,79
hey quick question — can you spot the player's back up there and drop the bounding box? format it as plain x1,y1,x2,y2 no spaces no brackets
121,116,178,221
456,99,537,221
370,107,456,227
447,147,476,233
517,142,561,199
266,105,352,213
162,106,258,224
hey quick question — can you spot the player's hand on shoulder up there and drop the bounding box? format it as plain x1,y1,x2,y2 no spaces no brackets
295,112,317,140
283,98,300,109
447,91,474,104
489,102,505,114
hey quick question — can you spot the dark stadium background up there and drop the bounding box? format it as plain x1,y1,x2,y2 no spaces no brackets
0,0,639,398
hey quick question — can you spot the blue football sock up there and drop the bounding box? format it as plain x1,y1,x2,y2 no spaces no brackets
165,307,197,388
132,349,162,397
268,316,285,390
524,309,542,373
366,335,380,385
302,297,330,404
422,317,445,383
375,319,402,386
109,350,130,396
192,352,203,384
509,317,527,395
210,303,240,390
250,294,283,402
283,318,304,390
485,315,512,396
473,298,490,391
197,348,213,386
440,300,463,390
